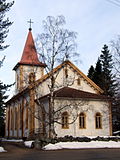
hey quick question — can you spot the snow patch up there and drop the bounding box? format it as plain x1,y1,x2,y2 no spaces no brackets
43,141,120,150
113,131,120,134
0,147,6,153
43,143,63,150
24,141,34,148
2,139,23,142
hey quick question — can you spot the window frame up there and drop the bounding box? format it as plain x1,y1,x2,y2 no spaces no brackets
61,112,69,129
79,112,86,129
95,112,102,129
64,68,68,78
77,77,81,86
15,107,17,130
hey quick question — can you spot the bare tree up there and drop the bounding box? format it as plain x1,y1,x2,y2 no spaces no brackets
33,15,81,138
111,36,120,82
111,36,120,131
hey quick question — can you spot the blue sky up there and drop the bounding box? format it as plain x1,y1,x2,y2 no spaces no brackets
0,0,120,95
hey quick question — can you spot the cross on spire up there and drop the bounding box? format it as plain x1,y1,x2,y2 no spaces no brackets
27,19,33,31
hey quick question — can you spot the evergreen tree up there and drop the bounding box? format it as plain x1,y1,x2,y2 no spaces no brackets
100,44,116,97
93,58,103,88
0,0,14,137
88,44,116,97
0,81,12,137
88,65,95,80
0,0,14,50
88,59,102,88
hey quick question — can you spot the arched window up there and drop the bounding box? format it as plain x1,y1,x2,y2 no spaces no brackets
29,72,35,84
62,112,69,129
79,112,86,129
95,112,102,129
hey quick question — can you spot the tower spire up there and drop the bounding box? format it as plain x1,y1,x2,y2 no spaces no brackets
13,28,46,70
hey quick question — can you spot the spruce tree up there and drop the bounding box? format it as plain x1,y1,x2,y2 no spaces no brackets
0,0,14,137
87,59,102,89
0,81,10,137
88,65,95,80
100,44,116,97
88,44,116,97
0,0,14,50
93,58,103,89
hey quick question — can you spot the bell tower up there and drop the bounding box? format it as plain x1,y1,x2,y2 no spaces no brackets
13,27,45,93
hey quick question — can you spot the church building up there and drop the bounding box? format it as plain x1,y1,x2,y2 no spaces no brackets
5,27,112,139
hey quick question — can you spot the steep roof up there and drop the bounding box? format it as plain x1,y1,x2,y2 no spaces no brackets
13,29,45,70
39,87,111,101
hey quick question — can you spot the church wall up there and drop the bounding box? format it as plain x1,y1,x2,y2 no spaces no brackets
35,99,50,137
54,99,110,137
5,92,32,139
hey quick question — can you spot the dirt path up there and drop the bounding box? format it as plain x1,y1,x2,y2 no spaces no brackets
0,142,35,159
1,142,120,160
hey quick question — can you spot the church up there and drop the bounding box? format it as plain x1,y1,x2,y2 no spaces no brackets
5,27,112,139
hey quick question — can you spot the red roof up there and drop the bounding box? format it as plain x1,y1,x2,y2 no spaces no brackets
13,30,45,70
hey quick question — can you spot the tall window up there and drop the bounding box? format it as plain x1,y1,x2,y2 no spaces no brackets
95,113,102,129
64,68,68,78
15,107,17,130
7,109,10,130
77,77,81,85
62,112,69,129
26,106,28,129
79,112,86,129
17,74,19,89
20,104,22,130
11,109,13,130
29,72,35,84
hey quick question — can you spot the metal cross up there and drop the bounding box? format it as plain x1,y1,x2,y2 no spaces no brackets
27,19,33,30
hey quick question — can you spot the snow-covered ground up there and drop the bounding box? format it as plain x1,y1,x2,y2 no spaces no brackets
0,147,6,153
2,138,120,152
43,141,120,150
2,139,23,142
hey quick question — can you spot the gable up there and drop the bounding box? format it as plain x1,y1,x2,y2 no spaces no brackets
36,60,103,95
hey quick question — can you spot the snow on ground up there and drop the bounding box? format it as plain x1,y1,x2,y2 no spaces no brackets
24,141,34,148
0,147,6,153
43,141,120,150
2,139,23,142
113,131,120,134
